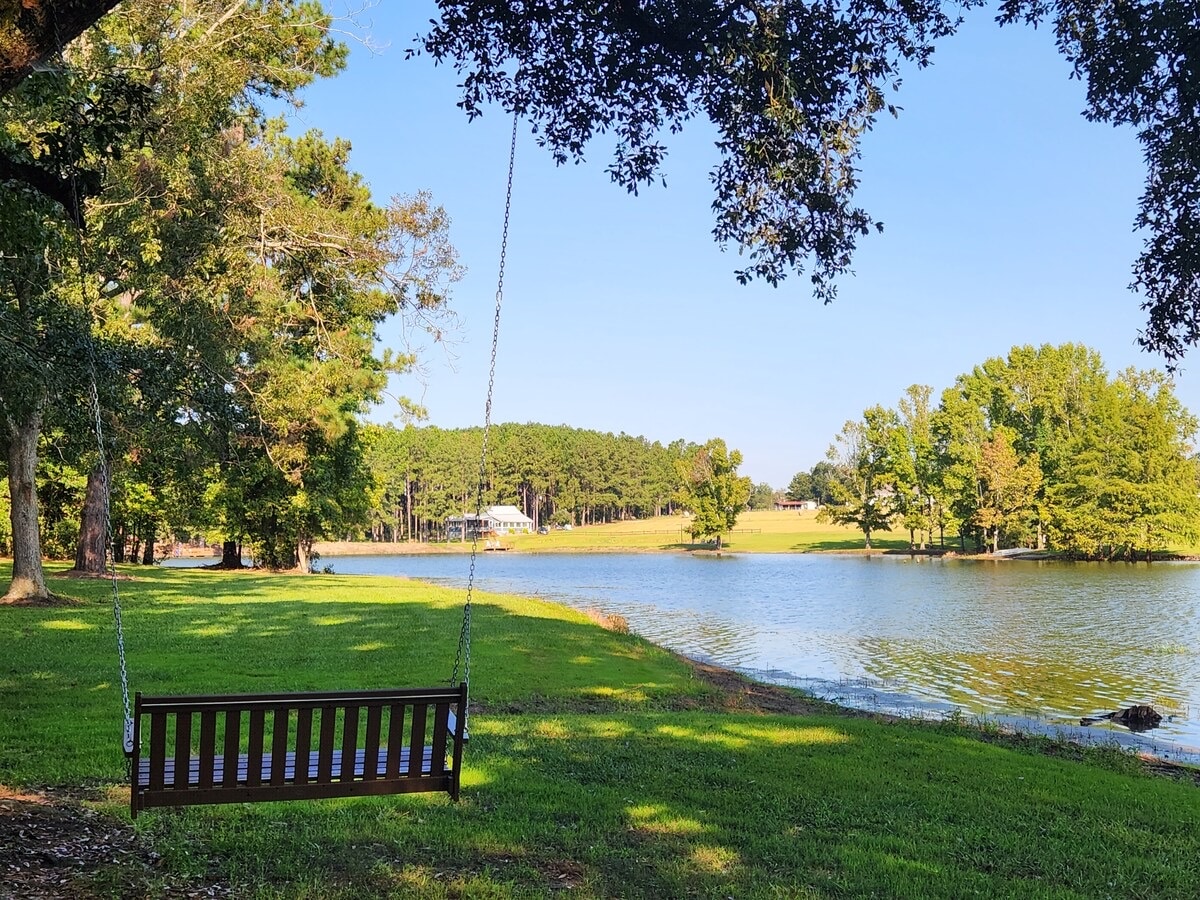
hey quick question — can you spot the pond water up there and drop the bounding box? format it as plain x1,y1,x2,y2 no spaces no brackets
319,552,1200,761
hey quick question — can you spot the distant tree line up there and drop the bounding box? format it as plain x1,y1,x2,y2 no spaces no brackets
784,463,843,507
361,424,750,542
0,418,754,572
789,344,1200,559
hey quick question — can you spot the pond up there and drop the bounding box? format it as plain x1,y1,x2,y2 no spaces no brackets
321,552,1200,761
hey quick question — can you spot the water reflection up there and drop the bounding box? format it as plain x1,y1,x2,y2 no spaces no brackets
326,552,1200,758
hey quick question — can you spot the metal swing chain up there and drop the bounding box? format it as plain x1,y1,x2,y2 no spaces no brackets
451,112,518,691
72,159,134,759
48,11,135,761
88,371,135,758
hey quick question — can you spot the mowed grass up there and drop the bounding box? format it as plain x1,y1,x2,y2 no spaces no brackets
503,510,921,553
500,512,1200,557
3,561,1199,898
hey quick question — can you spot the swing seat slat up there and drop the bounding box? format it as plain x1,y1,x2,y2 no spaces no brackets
131,685,467,818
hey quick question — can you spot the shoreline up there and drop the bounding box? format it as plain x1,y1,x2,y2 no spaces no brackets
310,540,1200,562
735,664,1200,769
306,548,1200,770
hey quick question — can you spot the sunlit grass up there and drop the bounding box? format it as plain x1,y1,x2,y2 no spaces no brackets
3,561,1199,898
316,510,919,555
502,509,916,552
40,618,97,630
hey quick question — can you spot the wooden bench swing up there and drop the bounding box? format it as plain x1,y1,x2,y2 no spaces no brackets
130,685,467,818
102,116,520,819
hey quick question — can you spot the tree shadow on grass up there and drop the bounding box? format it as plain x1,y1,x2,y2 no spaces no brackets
790,539,915,552
2,588,714,783
139,709,1200,899
8,563,1200,897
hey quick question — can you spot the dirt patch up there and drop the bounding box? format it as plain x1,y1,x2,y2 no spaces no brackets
681,657,885,717
1137,757,1200,787
0,785,233,898
583,606,630,633
312,540,464,556
0,593,81,607
539,858,587,891
50,570,135,581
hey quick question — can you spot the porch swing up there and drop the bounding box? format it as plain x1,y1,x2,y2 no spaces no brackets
93,117,521,819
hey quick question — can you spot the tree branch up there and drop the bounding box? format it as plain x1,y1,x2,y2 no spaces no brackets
0,0,122,95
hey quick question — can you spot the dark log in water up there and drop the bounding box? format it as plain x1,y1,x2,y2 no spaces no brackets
1080,705,1163,732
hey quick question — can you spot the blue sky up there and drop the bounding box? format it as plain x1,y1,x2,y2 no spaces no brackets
285,4,1190,487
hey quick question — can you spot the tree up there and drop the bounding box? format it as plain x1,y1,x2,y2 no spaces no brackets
1046,369,1199,558
785,471,813,502
204,131,460,570
807,461,843,506
1,0,349,597
675,438,752,549
0,0,121,93
818,409,895,549
935,344,1112,551
974,428,1042,553
748,481,776,510
888,384,940,549
3,2,460,582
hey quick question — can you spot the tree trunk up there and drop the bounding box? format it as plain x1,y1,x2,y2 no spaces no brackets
864,528,872,550
141,527,155,565
220,539,241,568
714,533,723,550
296,537,312,573
406,477,413,542
3,406,50,602
72,464,108,574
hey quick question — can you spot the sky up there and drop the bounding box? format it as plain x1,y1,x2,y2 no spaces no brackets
281,3,1190,488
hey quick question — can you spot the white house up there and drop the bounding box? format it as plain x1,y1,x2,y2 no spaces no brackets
774,499,818,511
445,505,534,540
482,505,534,534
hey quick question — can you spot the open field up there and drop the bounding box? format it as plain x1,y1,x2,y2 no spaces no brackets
317,510,1200,558
317,510,927,556
3,561,1199,897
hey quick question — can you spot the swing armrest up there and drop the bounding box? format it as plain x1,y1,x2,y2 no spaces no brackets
447,709,468,742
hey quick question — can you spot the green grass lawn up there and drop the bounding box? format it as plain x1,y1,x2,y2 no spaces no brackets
3,561,1199,898
320,509,1200,558
491,510,924,554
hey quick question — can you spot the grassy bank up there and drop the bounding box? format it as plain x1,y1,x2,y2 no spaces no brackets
3,561,1198,898
318,510,1200,558
318,510,925,556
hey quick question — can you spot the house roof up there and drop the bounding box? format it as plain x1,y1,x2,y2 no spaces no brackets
486,505,533,523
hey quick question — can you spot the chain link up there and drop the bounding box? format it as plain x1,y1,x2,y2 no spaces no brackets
89,373,134,755
452,113,518,692
52,3,134,764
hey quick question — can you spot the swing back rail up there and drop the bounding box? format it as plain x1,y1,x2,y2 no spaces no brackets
131,683,467,818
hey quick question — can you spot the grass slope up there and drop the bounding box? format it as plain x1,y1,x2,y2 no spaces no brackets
318,510,925,555
2,562,1198,898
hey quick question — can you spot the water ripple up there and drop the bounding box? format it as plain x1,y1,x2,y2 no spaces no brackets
328,552,1200,758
